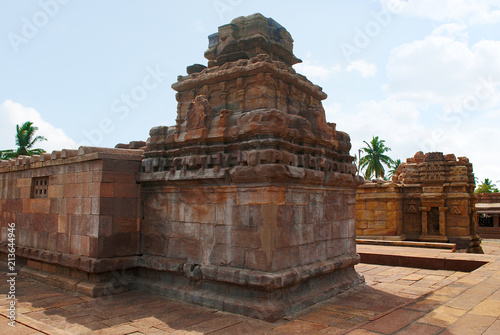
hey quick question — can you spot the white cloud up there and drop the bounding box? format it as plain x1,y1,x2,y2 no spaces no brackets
324,102,342,119
380,0,500,24
325,99,426,161
195,20,205,33
326,97,500,182
384,28,500,110
294,60,341,81
431,23,469,41
328,7,500,182
417,115,500,182
346,59,377,78
368,25,500,182
0,100,77,153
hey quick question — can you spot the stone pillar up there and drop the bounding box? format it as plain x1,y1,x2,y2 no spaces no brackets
420,207,430,236
439,207,448,236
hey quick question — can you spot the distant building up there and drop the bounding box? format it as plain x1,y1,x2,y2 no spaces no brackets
356,151,483,253
476,193,500,239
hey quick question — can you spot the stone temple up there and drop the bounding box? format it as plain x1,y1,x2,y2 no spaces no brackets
356,151,482,253
0,14,364,321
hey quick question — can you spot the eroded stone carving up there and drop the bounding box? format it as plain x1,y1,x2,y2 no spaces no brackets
141,14,359,188
357,151,482,252
185,95,212,131
137,13,363,321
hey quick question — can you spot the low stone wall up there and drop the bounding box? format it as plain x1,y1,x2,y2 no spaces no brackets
476,193,500,238
356,181,403,239
0,147,143,296
476,193,500,203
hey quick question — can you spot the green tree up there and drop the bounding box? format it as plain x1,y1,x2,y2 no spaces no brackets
353,153,359,175
0,121,47,159
359,136,394,180
475,178,499,193
387,159,402,180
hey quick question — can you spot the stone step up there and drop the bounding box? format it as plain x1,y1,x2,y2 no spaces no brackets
357,239,457,251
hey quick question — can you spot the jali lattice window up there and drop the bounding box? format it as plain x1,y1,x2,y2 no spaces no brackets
32,177,49,198
479,214,494,227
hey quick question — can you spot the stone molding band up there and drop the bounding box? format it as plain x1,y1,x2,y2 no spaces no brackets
1,242,359,291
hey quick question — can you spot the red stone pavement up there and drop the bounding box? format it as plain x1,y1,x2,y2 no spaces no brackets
1,240,499,334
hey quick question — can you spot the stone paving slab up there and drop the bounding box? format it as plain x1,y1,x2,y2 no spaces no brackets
1,239,499,334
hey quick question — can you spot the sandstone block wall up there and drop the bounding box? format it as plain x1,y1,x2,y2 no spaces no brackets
137,179,361,320
0,147,142,293
141,185,357,272
356,182,403,238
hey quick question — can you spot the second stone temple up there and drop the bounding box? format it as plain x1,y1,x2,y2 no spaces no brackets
137,13,364,320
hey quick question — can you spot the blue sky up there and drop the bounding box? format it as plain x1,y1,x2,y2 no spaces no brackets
1,0,499,184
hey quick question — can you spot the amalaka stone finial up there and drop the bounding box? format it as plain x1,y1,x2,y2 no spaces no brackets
204,13,301,67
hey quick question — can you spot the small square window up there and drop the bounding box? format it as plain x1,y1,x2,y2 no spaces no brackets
32,176,49,198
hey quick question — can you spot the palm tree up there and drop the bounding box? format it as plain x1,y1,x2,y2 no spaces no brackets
0,150,14,160
475,178,499,193
359,136,394,180
387,159,402,180
353,153,358,175
0,121,47,159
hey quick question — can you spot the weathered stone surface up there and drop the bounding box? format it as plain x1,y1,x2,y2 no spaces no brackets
204,13,301,67
187,63,207,75
140,14,357,189
137,13,362,320
356,151,481,253
0,148,143,283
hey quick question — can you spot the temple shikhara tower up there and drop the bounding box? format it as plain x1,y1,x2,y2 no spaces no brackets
137,14,363,319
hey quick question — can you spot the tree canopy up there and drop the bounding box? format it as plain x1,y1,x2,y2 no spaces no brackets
0,121,47,159
387,159,402,180
475,178,499,193
359,136,394,180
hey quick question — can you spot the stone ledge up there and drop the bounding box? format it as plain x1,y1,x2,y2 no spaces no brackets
135,266,364,321
1,243,359,290
78,146,143,157
145,136,348,159
0,146,143,172
172,56,327,101
357,239,456,251
356,193,403,200
137,165,363,187
200,253,360,291
17,264,131,298
358,252,487,272
0,259,132,298
0,243,138,273
357,181,402,189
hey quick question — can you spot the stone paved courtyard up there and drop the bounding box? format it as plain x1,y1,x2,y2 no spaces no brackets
2,240,499,334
